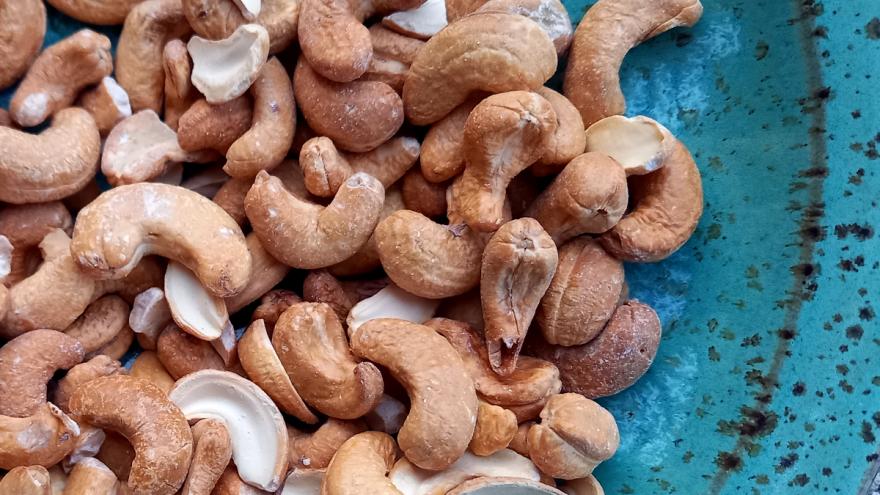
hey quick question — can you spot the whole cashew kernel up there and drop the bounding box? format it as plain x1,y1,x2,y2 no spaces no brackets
180,419,232,495
77,77,133,136
0,403,80,470
531,87,586,175
456,91,558,232
63,457,118,494
419,99,478,184
480,218,558,376
527,394,619,479
403,13,557,125
64,295,130,355
273,303,384,419
0,202,73,287
0,0,46,91
0,465,51,494
245,171,385,269
45,0,144,25
563,0,704,126
599,140,703,262
9,29,112,128
71,183,252,298
351,319,478,471
0,108,101,205
68,375,193,494
469,401,517,457
53,355,126,413
525,153,628,245
322,431,402,495
287,418,366,470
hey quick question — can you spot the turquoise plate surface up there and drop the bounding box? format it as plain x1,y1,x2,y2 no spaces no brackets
3,1,880,493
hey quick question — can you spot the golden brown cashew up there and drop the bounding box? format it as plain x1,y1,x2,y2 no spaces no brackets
117,0,191,113
330,186,405,277
469,401,517,456
351,319,477,471
599,140,703,262
272,303,384,419
88,326,134,361
0,403,80,470
77,77,133,136
476,0,573,55
64,295,130,355
322,432,402,495
251,290,301,331
9,30,112,128
157,325,225,380
531,87,586,175
302,270,354,321
130,351,175,393
212,177,253,227
403,13,557,125
245,171,385,269
525,153,628,245
401,169,448,219
162,40,195,131
419,99,479,183
527,300,661,398
71,183,251,298
0,0,46,91
563,0,703,126
455,91,557,232
294,58,404,153
537,238,624,346
287,419,366,470
53,355,126,413
224,234,290,314
481,218,557,376
0,202,72,287
239,319,319,424
0,465,51,494
0,108,100,205
64,457,118,494
68,375,193,495
0,330,84,418
180,419,232,495
177,97,254,154
45,0,143,25
224,58,296,179
528,394,619,479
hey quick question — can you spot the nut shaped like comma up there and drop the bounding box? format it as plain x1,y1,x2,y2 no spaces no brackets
599,140,703,262
298,0,372,83
71,183,251,298
0,202,72,287
403,13,557,125
536,238,624,346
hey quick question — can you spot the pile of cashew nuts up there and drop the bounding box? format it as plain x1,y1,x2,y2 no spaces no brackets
0,0,705,493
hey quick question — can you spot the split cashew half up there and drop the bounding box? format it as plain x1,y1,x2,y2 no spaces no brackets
584,115,675,176
188,24,270,104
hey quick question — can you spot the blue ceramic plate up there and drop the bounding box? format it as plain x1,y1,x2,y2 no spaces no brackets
3,1,879,493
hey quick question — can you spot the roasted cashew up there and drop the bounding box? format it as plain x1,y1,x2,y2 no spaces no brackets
322,432,402,495
0,0,46,91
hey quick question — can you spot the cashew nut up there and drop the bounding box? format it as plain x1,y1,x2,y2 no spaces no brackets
130,351,175,393
401,169,448,219
364,25,425,92
251,289,301,332
180,419,232,495
0,108,100,205
224,233,290,314
382,0,446,40
388,450,540,495
0,403,80,470
71,183,252,298
476,0,572,55
419,100,478,183
346,283,439,336
77,77,133,136
88,325,134,361
129,288,172,348
287,419,366,470
188,24,270,104
213,177,254,227
279,469,323,495
455,91,557,232
469,401,517,457
584,115,675,176
245,171,385,269
525,153,628,245
351,319,477,470
0,465,51,494
480,218,558,375
536,238,624,346
403,13,557,125
164,262,229,341
329,186,405,277
273,303,384,419
302,270,355,321
94,432,135,483
322,432,402,495
527,394,619,479
68,375,193,495
563,0,703,126
53,355,126,413
296,0,374,83
45,0,144,25
0,202,72,287
507,422,531,457
211,465,268,495
63,457,118,494
178,96,254,154
0,0,46,91
157,325,225,380
182,0,299,54
599,140,703,262
162,39,195,131
530,87,586,175
64,295,130,355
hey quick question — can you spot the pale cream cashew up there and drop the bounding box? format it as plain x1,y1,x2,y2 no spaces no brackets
584,115,675,176
165,262,229,340
129,288,172,347
188,24,270,104
448,477,567,494
346,283,439,336
382,0,446,40
389,450,540,495
476,0,573,55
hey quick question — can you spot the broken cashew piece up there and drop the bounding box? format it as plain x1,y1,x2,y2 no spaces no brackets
251,290,301,331
163,39,196,131
180,419,232,495
469,401,518,457
351,319,477,471
129,288,173,348
476,0,573,55
288,419,366,470
585,115,675,176
181,0,298,54
403,13,557,125
273,303,384,419
169,370,289,492
481,218,558,376
563,0,704,126
157,325,226,380
322,432,402,495
71,183,252,298
347,283,439,336
0,465,51,494
0,0,46,91
64,457,118,494
382,0,447,40
68,375,193,495
279,469,323,495
0,403,80,470
165,262,229,341
389,450,540,495
77,77,133,136
64,295,130,355
189,24,270,104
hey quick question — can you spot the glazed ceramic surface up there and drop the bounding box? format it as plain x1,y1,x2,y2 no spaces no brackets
3,1,879,493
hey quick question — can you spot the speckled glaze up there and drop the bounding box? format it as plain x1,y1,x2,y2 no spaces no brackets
3,1,879,493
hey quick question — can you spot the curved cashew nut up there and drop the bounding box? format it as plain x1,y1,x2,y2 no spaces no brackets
64,457,118,494
531,87,586,175
0,330,84,418
69,375,193,495
10,29,113,128
245,171,385,269
224,57,296,179
351,319,477,471
563,0,703,126
537,238,624,346
322,431,402,495
481,218,558,376
287,418,366,470
476,0,573,55
469,401,518,456
525,153,628,245
527,394,619,479
403,13,557,125
599,140,703,262
294,57,403,153
45,0,143,25
272,303,384,419
64,295,130,355
456,91,557,232
0,465,51,494
53,355,126,413
71,183,251,298
528,300,661,398
346,282,438,335
298,0,373,83
0,108,100,205
375,210,484,299
330,186,405,277
180,419,232,495
0,403,80,470
0,0,46,91
0,202,72,286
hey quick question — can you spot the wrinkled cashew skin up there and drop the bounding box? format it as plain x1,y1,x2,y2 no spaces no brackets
563,0,704,126
322,431,402,495
351,319,478,471
298,0,373,83
599,140,704,262
68,375,193,495
71,183,252,298
481,218,558,376
0,0,46,91
403,13,557,125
